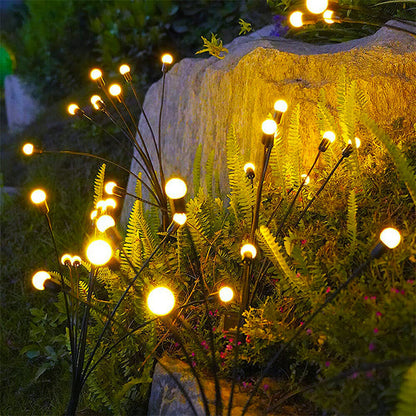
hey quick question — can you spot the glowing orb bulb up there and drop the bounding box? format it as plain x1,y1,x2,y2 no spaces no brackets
109,84,122,97
104,181,117,195
323,10,335,24
147,287,175,316
323,131,336,143
67,104,80,116
90,210,98,220
274,100,288,113
22,143,34,155
165,178,187,199
240,243,257,260
105,198,117,209
61,254,72,266
96,215,116,233
380,228,401,249
244,162,255,174
90,95,102,110
119,64,130,75
30,189,46,204
306,0,328,14
72,256,82,267
32,271,51,291
301,174,311,185
261,119,278,135
90,68,102,81
161,54,173,65
219,286,234,303
173,213,187,225
289,11,304,28
86,239,113,266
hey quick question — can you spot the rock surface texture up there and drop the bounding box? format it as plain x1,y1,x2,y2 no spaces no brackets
4,75,41,133
123,21,416,222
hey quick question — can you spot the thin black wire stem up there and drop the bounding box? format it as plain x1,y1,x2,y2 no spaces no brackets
227,268,249,416
44,214,76,367
41,149,159,202
241,258,372,416
158,72,167,159
81,227,174,382
120,190,167,210
294,155,345,227
128,81,162,164
250,146,273,241
275,150,321,239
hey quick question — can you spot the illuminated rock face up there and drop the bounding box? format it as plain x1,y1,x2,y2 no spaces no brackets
123,21,416,222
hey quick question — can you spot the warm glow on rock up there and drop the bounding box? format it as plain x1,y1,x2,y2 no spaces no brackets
147,287,175,316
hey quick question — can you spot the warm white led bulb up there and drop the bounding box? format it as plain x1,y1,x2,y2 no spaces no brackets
244,162,255,174
61,254,72,266
161,54,173,65
67,104,80,116
32,271,51,291
104,181,117,195
323,131,336,143
262,119,278,135
165,178,187,199
30,189,46,204
96,215,115,233
109,84,122,97
379,228,401,249
90,68,102,81
323,9,335,24
274,100,288,113
289,11,304,28
240,243,257,260
147,287,175,316
301,174,311,185
306,0,328,14
173,213,187,225
219,286,234,303
22,143,34,155
90,95,102,110
119,64,130,75
86,239,113,266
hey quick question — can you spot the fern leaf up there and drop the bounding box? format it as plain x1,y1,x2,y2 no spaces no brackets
205,149,215,198
226,125,255,223
193,143,202,194
285,104,301,190
93,164,106,205
258,225,306,291
394,361,416,416
361,113,416,206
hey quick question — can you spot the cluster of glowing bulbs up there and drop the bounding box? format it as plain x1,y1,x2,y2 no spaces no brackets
289,0,334,28
61,254,82,267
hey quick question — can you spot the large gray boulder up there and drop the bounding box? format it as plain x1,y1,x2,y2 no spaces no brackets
123,21,416,222
4,75,41,133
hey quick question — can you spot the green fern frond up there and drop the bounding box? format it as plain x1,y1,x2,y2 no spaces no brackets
347,189,357,254
93,164,106,205
258,225,306,291
394,361,416,416
226,125,255,223
270,132,286,193
285,104,301,190
205,149,215,198
193,143,202,194
317,89,338,135
122,200,143,273
339,80,356,145
361,113,416,206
